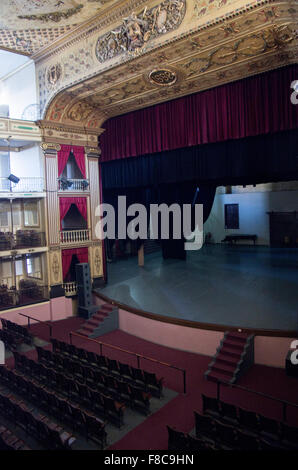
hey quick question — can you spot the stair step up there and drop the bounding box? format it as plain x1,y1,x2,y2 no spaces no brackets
92,312,108,320
220,346,243,359
215,356,237,372
216,354,239,367
206,370,233,384
86,319,102,327
101,304,114,311
223,339,245,351
80,325,94,333
211,362,235,376
226,332,248,343
77,329,89,337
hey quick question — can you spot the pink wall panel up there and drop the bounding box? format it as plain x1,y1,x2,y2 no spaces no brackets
0,302,51,326
255,336,296,368
50,297,73,322
0,298,73,327
118,309,223,357
117,308,296,368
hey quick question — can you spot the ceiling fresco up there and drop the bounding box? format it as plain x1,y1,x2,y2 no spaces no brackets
0,0,119,55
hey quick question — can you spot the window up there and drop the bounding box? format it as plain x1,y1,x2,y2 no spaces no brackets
24,200,39,227
0,259,12,286
26,255,41,279
15,259,23,276
0,202,8,227
0,152,10,178
1,260,12,278
224,204,239,229
12,203,21,226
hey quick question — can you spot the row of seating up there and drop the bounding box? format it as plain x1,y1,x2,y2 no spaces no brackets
13,352,126,427
50,339,164,398
0,425,31,451
0,366,107,449
36,347,152,415
200,394,298,450
0,389,75,450
1,318,32,345
167,426,213,451
0,328,21,351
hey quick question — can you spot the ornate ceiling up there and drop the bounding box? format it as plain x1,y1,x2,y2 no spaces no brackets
39,0,297,141
1,0,296,142
0,0,120,55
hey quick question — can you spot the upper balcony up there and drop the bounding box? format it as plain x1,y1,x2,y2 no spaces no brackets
58,177,89,193
0,125,44,197
0,230,46,252
0,177,45,194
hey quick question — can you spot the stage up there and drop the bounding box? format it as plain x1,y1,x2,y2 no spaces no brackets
96,245,298,333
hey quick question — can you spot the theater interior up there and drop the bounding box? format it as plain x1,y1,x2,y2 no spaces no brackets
0,0,297,452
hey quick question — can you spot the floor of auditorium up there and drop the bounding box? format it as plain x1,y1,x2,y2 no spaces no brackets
97,245,298,332
7,317,298,450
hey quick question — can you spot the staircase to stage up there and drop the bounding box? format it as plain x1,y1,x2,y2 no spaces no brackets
77,303,118,338
205,331,254,384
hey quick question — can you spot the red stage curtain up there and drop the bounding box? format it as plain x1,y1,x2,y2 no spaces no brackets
76,247,88,264
58,145,72,176
62,249,74,281
74,197,87,221
62,247,88,281
100,65,298,161
59,197,87,224
59,198,72,223
72,146,86,178
57,144,86,177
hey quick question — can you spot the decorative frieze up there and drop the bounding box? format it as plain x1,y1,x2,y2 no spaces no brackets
41,1,298,130
49,249,62,286
95,0,186,62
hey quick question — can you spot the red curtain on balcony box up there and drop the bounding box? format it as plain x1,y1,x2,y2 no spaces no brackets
59,197,87,226
58,144,86,177
62,247,89,281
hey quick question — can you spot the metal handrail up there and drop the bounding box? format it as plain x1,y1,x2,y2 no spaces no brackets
215,379,298,422
69,331,187,394
17,312,53,339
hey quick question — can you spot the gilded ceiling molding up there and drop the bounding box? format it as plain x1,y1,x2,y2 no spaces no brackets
38,0,295,119
95,0,186,62
41,142,61,152
39,1,297,132
18,5,84,23
37,120,103,147
32,0,151,63
0,0,123,55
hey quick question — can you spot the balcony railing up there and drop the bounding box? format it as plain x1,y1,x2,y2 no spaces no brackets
63,282,77,297
0,284,49,311
0,231,46,251
0,275,23,289
58,178,89,192
0,177,45,193
60,229,90,245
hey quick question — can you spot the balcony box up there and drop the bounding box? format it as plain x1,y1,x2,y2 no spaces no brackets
58,178,90,192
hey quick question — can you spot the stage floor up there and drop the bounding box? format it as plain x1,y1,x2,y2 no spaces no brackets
96,245,298,332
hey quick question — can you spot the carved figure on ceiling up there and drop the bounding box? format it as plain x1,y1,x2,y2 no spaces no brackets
95,0,186,62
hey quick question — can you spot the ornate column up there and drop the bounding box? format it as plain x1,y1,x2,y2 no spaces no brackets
86,147,104,287
41,142,64,298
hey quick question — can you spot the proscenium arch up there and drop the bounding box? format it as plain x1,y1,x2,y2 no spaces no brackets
42,84,108,132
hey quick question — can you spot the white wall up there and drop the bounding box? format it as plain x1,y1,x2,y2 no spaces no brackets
10,144,43,178
204,188,298,245
0,61,37,120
